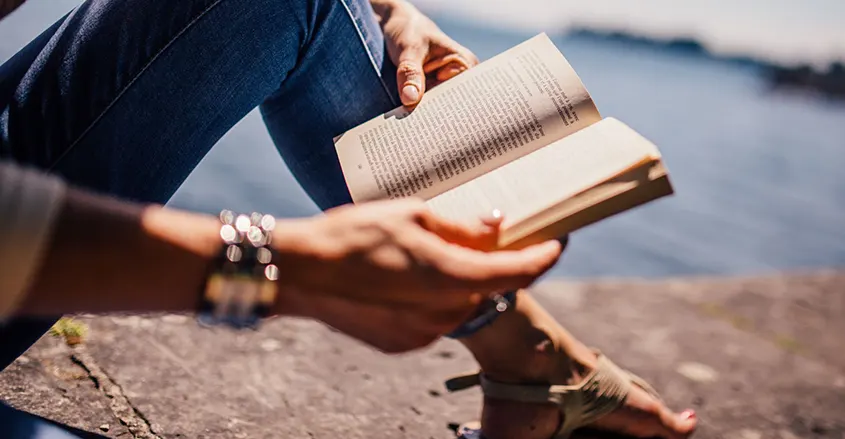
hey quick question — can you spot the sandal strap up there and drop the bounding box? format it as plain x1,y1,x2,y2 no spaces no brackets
626,370,662,401
445,372,482,392
444,353,634,439
555,353,631,437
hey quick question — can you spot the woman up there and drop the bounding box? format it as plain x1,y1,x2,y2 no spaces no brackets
0,0,697,437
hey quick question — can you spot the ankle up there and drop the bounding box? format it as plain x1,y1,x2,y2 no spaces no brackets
460,290,596,386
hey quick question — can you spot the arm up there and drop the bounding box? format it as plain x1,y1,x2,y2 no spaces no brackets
18,187,226,315
5,162,561,352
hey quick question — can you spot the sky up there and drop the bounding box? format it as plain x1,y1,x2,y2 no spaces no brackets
414,0,845,67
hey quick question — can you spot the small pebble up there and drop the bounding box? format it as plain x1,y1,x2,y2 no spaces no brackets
161,315,188,324
260,339,281,352
98,424,109,432
731,429,761,439
676,362,719,383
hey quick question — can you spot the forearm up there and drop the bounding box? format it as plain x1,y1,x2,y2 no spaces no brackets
16,187,221,316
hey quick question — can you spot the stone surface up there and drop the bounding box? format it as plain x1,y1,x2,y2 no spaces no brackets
2,270,844,438
0,335,131,437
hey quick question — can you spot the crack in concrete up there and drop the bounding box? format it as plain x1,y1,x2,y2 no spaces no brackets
70,346,162,439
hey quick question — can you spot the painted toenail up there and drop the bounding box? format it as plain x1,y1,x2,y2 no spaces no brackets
681,409,696,419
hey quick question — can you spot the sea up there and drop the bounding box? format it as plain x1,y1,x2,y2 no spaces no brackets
2,1,844,279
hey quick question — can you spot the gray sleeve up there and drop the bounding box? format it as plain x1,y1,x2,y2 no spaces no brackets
0,161,66,319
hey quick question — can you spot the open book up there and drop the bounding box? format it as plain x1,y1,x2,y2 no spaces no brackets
333,33,673,250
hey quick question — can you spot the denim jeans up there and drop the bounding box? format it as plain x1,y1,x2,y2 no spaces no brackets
0,0,399,436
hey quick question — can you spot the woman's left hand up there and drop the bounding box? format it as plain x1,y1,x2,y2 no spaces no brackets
371,0,479,106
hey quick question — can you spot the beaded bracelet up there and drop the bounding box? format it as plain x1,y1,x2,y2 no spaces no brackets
196,210,279,329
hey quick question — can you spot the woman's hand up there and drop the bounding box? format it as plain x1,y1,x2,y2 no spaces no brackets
371,0,479,106
274,199,562,353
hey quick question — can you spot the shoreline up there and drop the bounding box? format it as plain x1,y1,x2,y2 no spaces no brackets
563,27,845,99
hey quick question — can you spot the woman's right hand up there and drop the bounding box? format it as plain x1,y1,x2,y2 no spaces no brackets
273,199,563,353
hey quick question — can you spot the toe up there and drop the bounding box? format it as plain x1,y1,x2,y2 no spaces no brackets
455,422,483,439
656,406,698,438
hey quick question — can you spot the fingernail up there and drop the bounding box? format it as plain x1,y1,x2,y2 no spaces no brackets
402,84,420,104
680,409,696,420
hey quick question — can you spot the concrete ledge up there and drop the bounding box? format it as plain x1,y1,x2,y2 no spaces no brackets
3,270,844,438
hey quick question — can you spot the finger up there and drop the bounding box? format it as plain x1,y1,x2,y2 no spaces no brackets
428,37,479,67
436,64,467,82
396,42,429,106
464,240,562,291
479,209,504,229
416,209,501,251
422,238,563,292
423,53,472,74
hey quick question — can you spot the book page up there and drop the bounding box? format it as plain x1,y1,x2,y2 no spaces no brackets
502,163,671,249
425,118,664,243
334,33,601,203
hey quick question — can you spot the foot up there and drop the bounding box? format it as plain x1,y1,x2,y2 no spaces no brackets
459,291,697,439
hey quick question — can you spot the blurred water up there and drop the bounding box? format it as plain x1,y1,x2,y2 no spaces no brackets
439,22,845,277
2,3,844,278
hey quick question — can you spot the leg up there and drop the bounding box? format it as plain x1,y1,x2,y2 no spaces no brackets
3,0,318,201
259,0,400,209
253,4,697,435
0,0,394,368
459,291,698,439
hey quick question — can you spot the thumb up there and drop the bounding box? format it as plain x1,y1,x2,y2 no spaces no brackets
396,43,428,106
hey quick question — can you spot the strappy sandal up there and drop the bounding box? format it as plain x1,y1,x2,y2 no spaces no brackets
445,350,662,438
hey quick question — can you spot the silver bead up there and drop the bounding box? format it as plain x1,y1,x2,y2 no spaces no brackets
260,214,276,232
220,224,239,244
247,226,265,246
219,210,235,225
226,245,243,262
257,247,272,264
235,215,251,233
264,264,279,281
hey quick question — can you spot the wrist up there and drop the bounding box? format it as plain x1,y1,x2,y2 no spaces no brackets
266,217,318,317
140,206,222,311
196,210,303,328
